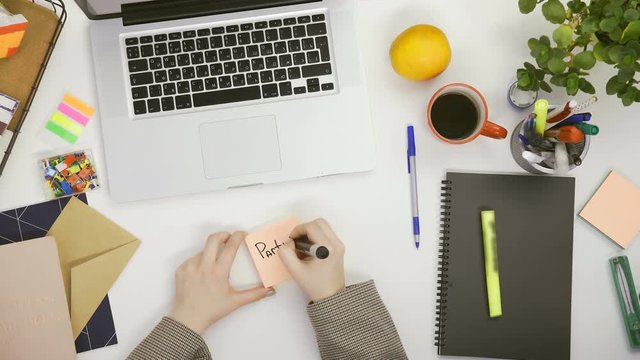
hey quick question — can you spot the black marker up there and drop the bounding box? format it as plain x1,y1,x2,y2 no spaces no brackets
293,237,330,260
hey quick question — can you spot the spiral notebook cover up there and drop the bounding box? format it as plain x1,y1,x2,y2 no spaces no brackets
436,172,575,360
0,194,118,353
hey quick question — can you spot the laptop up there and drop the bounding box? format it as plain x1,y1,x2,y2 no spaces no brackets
75,0,376,202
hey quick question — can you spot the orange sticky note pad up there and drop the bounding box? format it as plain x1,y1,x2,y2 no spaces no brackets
245,217,298,287
580,171,640,249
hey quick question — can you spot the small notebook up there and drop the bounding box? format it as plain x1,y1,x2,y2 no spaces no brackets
0,237,76,360
579,171,640,249
0,194,118,353
435,172,575,360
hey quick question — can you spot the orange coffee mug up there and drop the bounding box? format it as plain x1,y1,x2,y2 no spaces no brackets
427,83,507,144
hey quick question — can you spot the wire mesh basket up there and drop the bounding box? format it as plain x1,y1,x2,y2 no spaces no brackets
0,0,67,177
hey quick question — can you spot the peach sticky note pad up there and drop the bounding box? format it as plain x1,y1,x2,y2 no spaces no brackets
245,217,298,287
580,171,640,249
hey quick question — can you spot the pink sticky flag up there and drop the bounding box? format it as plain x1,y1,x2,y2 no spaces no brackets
245,217,298,287
58,102,90,126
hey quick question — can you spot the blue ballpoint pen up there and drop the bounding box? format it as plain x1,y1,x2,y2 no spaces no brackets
407,125,420,249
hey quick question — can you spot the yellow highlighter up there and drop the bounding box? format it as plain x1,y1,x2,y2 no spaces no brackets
481,210,502,318
534,99,549,135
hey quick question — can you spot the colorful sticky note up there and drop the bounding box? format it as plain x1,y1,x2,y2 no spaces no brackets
44,93,95,144
580,171,640,249
245,217,298,287
0,14,28,59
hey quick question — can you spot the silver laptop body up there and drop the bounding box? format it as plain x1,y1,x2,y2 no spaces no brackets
86,0,375,202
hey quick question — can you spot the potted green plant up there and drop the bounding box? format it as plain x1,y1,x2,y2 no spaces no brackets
516,0,640,106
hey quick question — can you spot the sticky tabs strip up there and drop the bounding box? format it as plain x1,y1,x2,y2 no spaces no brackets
481,210,502,318
44,94,95,144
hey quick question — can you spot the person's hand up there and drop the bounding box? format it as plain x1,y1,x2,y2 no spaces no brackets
279,219,346,302
169,232,274,334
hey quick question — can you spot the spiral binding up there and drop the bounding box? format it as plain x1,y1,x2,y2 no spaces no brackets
435,180,452,349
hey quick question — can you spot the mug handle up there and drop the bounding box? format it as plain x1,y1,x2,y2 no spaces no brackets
480,120,508,140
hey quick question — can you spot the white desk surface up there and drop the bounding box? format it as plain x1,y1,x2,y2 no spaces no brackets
1,0,640,359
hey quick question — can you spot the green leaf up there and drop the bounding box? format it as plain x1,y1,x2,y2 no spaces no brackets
600,17,620,32
574,51,597,70
518,0,538,14
621,20,640,43
609,45,626,63
581,17,600,33
606,75,623,94
535,69,546,80
542,0,567,24
627,40,640,57
567,0,586,13
625,9,640,22
618,67,635,82
524,62,537,72
578,78,596,94
566,73,580,95
550,74,567,86
539,80,553,93
622,88,636,106
518,73,532,88
548,57,567,74
540,36,551,46
553,25,574,48
593,41,608,61
528,38,540,51
573,34,591,47
609,27,623,42
536,47,551,67
623,53,636,65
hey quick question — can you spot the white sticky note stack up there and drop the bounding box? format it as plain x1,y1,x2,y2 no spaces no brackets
0,93,19,136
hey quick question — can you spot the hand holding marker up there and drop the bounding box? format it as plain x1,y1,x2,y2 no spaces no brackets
292,235,330,259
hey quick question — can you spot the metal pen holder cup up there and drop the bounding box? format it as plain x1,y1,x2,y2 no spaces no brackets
510,117,591,175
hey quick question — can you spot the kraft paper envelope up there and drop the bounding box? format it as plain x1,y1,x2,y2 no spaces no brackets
245,217,298,287
47,197,141,337
0,237,77,360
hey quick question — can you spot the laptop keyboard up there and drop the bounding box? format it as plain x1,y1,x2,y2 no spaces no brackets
122,11,337,118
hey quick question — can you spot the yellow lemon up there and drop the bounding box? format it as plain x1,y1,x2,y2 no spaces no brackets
390,25,451,81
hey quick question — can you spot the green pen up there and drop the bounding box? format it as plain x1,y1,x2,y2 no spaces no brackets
481,210,502,318
574,123,599,135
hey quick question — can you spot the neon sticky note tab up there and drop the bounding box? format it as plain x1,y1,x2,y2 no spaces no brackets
481,210,502,318
58,103,90,126
51,112,84,136
45,121,78,144
62,93,95,117
245,217,298,287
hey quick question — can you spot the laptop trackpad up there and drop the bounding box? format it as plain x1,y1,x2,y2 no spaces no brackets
199,116,282,179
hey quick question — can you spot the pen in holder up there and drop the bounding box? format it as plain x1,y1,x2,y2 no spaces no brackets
510,111,591,175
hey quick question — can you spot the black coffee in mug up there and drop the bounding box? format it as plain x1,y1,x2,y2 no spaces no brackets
430,93,479,140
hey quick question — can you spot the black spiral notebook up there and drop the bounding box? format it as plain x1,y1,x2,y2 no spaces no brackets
435,172,575,360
